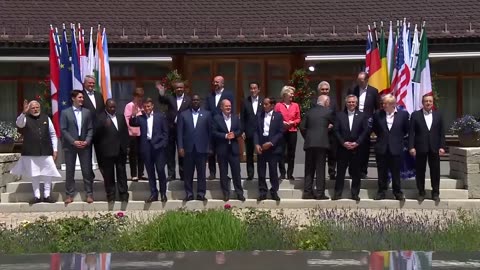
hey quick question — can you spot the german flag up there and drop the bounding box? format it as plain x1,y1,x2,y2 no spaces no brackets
369,24,389,93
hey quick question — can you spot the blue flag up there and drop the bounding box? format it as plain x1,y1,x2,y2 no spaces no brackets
59,26,72,115
71,25,83,90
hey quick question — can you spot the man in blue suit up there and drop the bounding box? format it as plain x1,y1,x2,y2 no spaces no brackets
254,97,284,201
177,94,212,201
129,98,169,203
204,75,235,180
372,94,409,201
212,99,245,202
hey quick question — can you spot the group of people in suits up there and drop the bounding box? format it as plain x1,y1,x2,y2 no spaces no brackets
13,70,446,204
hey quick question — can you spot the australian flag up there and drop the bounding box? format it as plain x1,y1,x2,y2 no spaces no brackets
59,25,72,115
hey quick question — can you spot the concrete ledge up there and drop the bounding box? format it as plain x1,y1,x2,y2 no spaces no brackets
449,147,480,198
1,199,480,212
0,153,21,195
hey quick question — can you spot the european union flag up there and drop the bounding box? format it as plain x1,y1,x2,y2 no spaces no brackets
59,26,72,114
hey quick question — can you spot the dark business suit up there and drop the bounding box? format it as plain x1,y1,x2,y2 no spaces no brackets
409,110,446,197
348,85,380,176
299,105,333,196
177,108,212,197
254,111,284,197
333,110,369,198
95,111,130,201
158,93,192,180
311,96,338,178
241,95,263,179
129,112,169,198
212,114,244,198
205,90,235,178
60,106,95,197
372,109,409,196
82,89,106,169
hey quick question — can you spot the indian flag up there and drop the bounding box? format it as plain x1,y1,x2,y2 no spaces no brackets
412,24,432,111
94,25,111,101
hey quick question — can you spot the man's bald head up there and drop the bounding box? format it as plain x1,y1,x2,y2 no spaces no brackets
213,75,225,91
317,95,330,107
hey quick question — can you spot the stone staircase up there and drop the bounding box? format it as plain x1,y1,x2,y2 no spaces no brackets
0,176,473,212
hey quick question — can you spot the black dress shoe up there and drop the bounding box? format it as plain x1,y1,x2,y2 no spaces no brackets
287,175,295,181
237,195,246,202
43,196,56,203
257,194,267,201
184,195,194,202
223,194,230,202
374,193,386,200
331,195,341,201
351,195,361,202
166,176,174,182
208,175,215,180
432,195,440,202
315,194,330,200
271,193,281,201
329,175,336,180
280,174,286,180
395,193,406,202
160,194,168,202
302,193,316,200
29,197,42,205
196,195,208,201
418,194,425,202
360,173,368,179
145,196,159,203
246,177,253,181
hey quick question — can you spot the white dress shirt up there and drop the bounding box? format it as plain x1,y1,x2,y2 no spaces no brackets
215,89,224,107
263,111,273,136
223,113,231,132
192,109,200,128
146,113,153,140
423,109,433,130
176,94,184,111
73,106,82,136
252,96,259,115
86,90,96,109
347,110,355,131
358,86,367,112
386,109,396,130
107,112,118,130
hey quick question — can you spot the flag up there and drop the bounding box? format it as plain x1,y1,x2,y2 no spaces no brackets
78,23,88,83
94,25,101,94
101,28,112,100
412,24,433,111
71,24,83,90
59,25,72,115
365,29,372,73
86,27,95,78
386,21,395,84
49,26,61,137
367,25,386,93
391,19,413,112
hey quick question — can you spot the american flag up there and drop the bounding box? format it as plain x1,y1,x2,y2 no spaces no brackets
391,21,412,110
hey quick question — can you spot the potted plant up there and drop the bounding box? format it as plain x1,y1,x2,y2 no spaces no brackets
0,121,20,153
450,115,480,147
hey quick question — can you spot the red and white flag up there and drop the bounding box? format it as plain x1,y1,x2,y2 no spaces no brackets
49,25,60,137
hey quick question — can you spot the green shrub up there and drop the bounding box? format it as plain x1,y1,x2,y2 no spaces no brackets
296,223,330,250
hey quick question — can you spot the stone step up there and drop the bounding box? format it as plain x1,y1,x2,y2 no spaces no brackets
1,188,468,203
5,178,464,193
0,199,479,213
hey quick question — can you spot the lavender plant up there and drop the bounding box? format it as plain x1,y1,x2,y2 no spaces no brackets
0,121,20,144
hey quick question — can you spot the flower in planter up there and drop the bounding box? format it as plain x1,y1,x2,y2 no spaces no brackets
450,115,480,135
0,121,20,144
224,203,232,210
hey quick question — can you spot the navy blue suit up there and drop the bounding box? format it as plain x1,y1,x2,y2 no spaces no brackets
372,109,410,196
177,108,212,197
254,111,284,196
204,90,235,177
212,114,244,197
129,112,169,198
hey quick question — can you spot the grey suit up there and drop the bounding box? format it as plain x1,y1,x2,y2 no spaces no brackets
60,106,95,197
299,105,334,196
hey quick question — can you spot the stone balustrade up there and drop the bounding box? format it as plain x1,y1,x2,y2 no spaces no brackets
450,147,480,198
0,153,21,194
